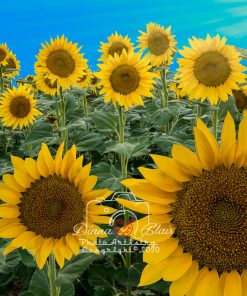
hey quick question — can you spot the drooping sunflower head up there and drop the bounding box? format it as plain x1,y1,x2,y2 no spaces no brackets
75,67,92,88
170,74,187,99
99,32,134,62
0,43,10,66
170,82,187,99
118,112,247,294
233,85,247,113
3,51,20,78
35,73,58,96
35,35,87,89
0,143,114,269
90,71,101,87
178,34,247,105
138,22,177,66
0,85,42,130
98,50,156,109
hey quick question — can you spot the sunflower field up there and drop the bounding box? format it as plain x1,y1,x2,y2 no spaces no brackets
0,22,247,296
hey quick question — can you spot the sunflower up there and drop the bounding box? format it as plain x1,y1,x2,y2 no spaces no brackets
35,74,58,96
0,143,114,269
35,35,87,89
98,50,156,109
75,67,92,88
3,51,20,78
99,32,134,62
0,85,42,129
0,43,10,66
170,82,187,99
117,112,247,295
170,75,187,99
178,34,247,105
233,85,247,113
138,23,177,66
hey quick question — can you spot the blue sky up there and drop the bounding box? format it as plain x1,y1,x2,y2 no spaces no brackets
1,0,247,76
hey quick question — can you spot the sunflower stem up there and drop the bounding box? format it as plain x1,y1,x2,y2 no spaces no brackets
83,92,89,132
0,65,4,93
211,107,219,139
47,254,59,296
2,128,8,154
23,126,33,157
116,104,132,296
59,87,68,152
160,67,168,108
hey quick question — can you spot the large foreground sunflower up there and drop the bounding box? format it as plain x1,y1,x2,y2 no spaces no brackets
0,43,9,66
138,23,176,66
35,74,58,96
99,32,134,62
3,51,20,78
35,35,87,89
0,85,42,129
98,50,156,109
0,143,114,269
118,113,247,295
178,35,246,104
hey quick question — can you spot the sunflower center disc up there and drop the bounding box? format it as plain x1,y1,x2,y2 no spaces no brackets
0,49,7,62
19,176,84,238
148,32,169,56
174,165,247,273
110,64,140,95
233,90,247,111
91,76,99,85
194,51,231,87
108,42,128,57
78,74,87,82
46,50,75,78
6,58,16,70
44,78,57,89
9,96,31,118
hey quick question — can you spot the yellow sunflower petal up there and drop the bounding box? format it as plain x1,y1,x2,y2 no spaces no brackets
224,270,242,296
220,112,236,167
162,253,193,281
169,261,199,296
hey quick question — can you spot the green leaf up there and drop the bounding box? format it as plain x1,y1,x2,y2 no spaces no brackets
18,249,36,268
91,111,118,132
59,282,75,296
20,120,55,151
143,280,170,294
19,292,36,296
105,140,149,159
87,264,117,294
56,253,99,286
29,268,50,296
91,162,122,190
74,132,105,152
0,249,20,274
114,263,145,287
94,287,115,296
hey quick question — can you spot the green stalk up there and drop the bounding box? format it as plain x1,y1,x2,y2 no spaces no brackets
2,128,8,154
59,87,68,152
23,126,33,157
211,107,219,139
160,68,168,108
116,105,131,296
83,93,89,132
0,65,4,93
47,254,59,296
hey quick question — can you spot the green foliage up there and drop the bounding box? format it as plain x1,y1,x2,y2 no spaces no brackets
0,70,243,296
